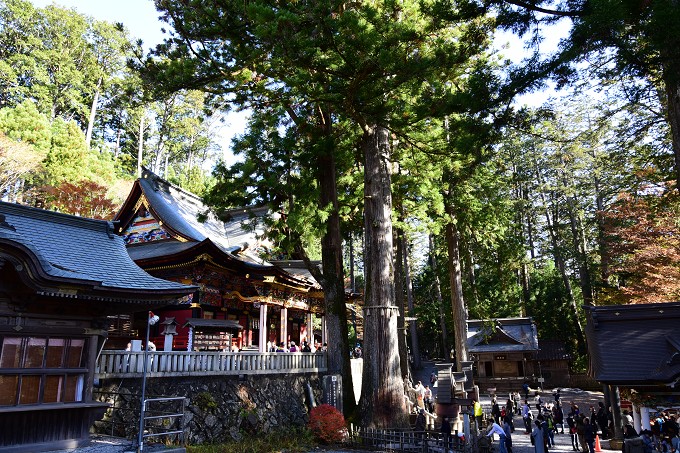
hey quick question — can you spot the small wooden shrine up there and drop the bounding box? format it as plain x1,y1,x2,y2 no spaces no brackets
467,317,540,392
0,202,194,452
113,170,325,352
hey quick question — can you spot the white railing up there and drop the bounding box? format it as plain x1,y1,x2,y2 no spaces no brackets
96,350,327,378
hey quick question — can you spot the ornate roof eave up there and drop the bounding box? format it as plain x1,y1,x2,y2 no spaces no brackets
136,240,266,276
136,240,320,295
1,244,195,307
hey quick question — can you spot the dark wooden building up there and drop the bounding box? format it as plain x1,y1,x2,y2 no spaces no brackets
467,318,540,392
113,170,325,353
535,339,571,388
0,202,194,452
585,302,680,435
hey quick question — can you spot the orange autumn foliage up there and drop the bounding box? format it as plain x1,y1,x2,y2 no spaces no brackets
602,188,680,304
308,404,347,444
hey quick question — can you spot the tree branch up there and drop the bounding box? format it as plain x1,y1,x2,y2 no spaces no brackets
502,0,584,17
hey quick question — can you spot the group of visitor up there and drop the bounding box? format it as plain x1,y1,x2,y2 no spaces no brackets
413,381,680,453
414,380,435,413
266,340,320,352
633,412,680,453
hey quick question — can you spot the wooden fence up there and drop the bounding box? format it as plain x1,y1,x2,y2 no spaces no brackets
96,350,327,378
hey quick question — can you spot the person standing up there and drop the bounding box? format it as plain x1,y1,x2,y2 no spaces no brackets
415,408,426,444
523,400,533,434
474,398,484,431
532,419,546,453
415,381,426,409
545,410,556,447
584,417,596,453
424,385,434,413
504,415,514,453
492,398,502,424
577,414,588,453
554,403,565,434
597,402,610,440
441,415,452,451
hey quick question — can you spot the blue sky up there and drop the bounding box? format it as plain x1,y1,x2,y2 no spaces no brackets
29,0,166,49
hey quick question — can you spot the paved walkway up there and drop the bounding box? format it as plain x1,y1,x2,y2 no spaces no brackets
412,361,621,453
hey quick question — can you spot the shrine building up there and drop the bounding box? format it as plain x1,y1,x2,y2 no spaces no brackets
112,169,325,353
0,201,195,452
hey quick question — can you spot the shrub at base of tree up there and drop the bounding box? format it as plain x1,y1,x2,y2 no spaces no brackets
308,404,348,444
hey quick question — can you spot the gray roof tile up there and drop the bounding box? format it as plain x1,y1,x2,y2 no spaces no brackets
585,303,680,385
0,202,194,293
467,317,539,353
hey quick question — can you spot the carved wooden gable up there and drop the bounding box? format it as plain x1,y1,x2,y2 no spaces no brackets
122,206,171,245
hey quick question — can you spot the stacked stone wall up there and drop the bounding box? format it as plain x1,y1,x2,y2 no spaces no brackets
93,373,323,445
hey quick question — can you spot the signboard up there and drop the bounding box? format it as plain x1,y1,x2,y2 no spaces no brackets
322,374,343,414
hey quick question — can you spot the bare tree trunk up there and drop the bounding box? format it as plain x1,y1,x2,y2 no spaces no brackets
664,75,680,189
543,197,587,354
359,124,408,428
463,245,480,308
402,233,421,370
85,78,101,150
593,178,609,285
291,111,356,418
566,200,594,305
445,199,468,372
395,228,410,380
137,112,145,178
317,146,356,417
429,234,450,361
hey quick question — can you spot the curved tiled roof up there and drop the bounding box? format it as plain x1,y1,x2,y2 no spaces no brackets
136,170,273,265
115,169,319,290
467,317,539,353
585,302,680,385
0,202,195,297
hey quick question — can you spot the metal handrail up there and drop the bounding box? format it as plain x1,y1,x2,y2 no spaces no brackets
139,396,186,447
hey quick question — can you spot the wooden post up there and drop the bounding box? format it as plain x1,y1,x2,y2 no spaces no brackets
259,304,268,352
280,307,288,346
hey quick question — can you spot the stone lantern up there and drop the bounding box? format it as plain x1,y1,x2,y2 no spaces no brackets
160,317,178,351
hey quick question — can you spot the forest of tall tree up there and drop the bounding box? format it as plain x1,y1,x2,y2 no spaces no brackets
2,0,680,427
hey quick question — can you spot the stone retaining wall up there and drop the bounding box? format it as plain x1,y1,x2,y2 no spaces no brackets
93,373,324,445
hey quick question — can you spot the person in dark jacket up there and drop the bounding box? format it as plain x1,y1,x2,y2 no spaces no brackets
441,415,452,451
415,408,426,444
597,402,610,439
584,417,596,453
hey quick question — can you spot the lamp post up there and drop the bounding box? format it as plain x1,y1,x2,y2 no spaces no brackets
138,311,159,453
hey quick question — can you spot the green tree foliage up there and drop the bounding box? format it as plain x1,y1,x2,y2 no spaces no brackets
0,100,51,151
490,0,680,186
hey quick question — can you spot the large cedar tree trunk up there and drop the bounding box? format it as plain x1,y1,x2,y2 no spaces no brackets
444,200,468,371
316,135,356,417
429,234,450,361
358,124,409,428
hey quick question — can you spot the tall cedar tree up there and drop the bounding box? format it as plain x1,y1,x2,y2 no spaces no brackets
146,0,499,427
